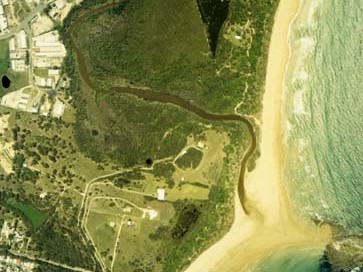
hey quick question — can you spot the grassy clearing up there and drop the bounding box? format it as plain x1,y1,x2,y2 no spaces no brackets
87,209,121,269
11,111,118,187
86,196,176,271
33,68,48,78
0,39,29,96
7,199,46,228
175,148,204,169
113,219,164,271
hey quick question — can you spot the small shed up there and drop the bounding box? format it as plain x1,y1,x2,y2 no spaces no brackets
156,188,165,201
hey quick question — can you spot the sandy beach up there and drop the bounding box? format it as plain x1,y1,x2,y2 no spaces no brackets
185,0,331,271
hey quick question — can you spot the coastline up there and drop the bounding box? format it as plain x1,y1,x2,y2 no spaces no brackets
185,0,331,271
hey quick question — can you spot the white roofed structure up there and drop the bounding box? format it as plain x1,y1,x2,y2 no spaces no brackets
54,0,65,9
48,69,60,76
33,31,66,58
0,15,8,31
157,188,165,201
9,38,15,51
17,30,28,49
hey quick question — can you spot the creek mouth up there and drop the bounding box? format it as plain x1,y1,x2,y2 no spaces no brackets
66,1,257,215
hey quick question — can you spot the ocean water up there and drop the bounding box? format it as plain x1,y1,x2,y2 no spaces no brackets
251,1,362,271
251,246,323,272
283,0,363,234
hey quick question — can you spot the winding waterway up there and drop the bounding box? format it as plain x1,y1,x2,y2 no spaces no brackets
65,1,258,215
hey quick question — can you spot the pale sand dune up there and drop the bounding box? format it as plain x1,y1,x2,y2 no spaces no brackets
185,0,331,271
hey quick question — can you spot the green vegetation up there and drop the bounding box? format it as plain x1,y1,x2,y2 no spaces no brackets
171,203,200,239
153,163,176,188
7,200,46,228
60,0,211,167
175,148,204,169
74,90,206,167
0,39,29,96
12,153,39,183
68,0,278,114
163,163,235,271
0,109,112,269
34,263,71,272
59,0,268,168
34,217,95,270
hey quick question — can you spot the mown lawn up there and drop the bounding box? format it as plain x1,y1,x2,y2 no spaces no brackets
7,199,47,228
0,39,29,96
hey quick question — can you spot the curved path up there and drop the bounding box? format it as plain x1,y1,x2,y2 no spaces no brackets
66,1,257,216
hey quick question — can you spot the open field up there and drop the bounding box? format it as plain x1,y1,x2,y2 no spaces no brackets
7,200,46,228
87,208,122,269
85,193,175,271
175,147,204,170
0,39,29,96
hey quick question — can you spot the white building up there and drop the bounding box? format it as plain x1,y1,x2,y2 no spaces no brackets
9,52,21,59
16,30,28,49
0,15,8,31
8,37,15,51
48,69,60,76
0,5,4,15
1,0,8,6
33,31,66,58
48,0,65,19
11,59,26,72
54,0,65,9
157,188,165,201
52,99,64,117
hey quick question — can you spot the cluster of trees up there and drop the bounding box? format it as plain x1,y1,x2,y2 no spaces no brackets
12,153,38,183
163,163,234,271
215,0,279,114
153,163,175,189
66,0,278,116
171,203,201,239
34,218,95,270
175,148,203,170
10,115,79,185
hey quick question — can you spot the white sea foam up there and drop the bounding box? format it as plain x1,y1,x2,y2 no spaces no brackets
300,36,315,54
307,0,322,26
297,69,309,81
283,0,363,235
293,90,306,114
282,120,293,144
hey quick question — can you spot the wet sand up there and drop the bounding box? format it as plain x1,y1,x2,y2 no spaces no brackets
185,0,331,271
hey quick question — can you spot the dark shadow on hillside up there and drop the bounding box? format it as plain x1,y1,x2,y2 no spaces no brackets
196,0,230,56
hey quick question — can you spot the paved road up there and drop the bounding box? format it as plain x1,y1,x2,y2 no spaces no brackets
9,250,93,272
